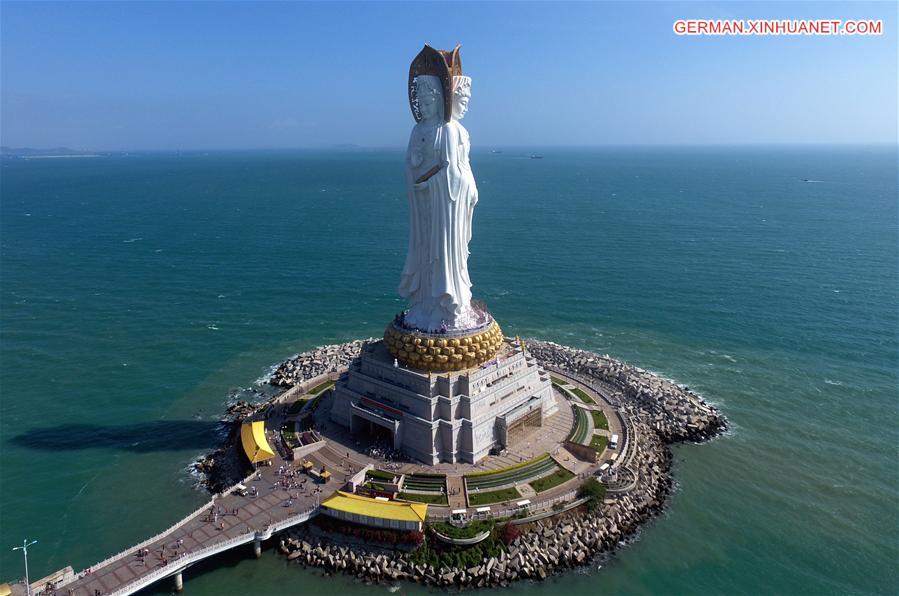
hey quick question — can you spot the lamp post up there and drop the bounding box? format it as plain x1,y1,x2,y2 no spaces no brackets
12,539,37,596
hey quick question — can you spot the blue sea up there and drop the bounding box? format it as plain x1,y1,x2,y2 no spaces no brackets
1,146,896,595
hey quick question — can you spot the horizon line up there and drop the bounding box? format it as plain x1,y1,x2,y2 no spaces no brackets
2,142,897,154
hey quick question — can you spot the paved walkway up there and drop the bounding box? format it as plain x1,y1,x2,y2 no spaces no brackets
58,411,333,596
446,476,466,509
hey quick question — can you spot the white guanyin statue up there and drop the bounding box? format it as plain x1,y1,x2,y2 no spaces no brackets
399,47,479,332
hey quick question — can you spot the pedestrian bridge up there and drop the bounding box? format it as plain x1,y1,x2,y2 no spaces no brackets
55,478,320,596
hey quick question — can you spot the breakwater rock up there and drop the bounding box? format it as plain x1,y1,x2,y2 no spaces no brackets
268,340,368,387
527,339,727,442
193,400,264,492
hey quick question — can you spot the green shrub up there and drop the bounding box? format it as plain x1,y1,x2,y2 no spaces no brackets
579,477,606,511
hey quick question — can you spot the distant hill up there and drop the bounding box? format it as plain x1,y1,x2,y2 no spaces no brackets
1,146,98,156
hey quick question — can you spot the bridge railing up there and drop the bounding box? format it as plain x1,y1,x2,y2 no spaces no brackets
59,499,212,588
57,469,260,591
427,489,579,522
110,505,319,596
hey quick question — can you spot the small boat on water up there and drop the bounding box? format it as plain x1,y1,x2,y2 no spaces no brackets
529,154,544,159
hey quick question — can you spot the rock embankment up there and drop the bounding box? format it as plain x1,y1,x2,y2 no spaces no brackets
192,401,263,492
279,418,673,587
269,340,367,387
527,340,727,442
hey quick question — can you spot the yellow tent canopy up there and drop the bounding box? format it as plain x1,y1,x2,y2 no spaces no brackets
321,491,428,523
240,420,275,463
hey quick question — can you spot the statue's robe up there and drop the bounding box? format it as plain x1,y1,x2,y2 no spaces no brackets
399,119,478,331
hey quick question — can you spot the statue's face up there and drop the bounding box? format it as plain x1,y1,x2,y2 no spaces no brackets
416,81,442,120
453,94,470,120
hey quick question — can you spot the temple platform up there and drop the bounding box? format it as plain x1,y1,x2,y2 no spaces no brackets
329,338,556,465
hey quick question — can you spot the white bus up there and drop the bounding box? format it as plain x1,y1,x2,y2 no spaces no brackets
609,434,619,449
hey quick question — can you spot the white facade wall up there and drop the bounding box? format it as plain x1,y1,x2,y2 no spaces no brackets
330,340,555,464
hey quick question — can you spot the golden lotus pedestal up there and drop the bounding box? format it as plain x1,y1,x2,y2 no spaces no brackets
384,319,504,372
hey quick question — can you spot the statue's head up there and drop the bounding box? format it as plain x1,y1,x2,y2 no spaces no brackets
453,76,472,120
408,44,462,123
413,75,444,122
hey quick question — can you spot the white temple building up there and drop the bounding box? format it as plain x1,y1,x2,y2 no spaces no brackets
329,338,556,464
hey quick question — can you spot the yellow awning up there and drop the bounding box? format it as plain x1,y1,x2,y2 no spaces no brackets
0,583,12,596
321,491,427,523
240,420,275,463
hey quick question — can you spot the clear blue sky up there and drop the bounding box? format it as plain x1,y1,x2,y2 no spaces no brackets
1,1,895,150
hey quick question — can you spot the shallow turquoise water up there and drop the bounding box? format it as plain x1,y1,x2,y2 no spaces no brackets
1,146,896,594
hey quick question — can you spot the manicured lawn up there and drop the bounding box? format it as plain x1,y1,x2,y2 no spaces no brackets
309,380,335,395
286,399,306,415
399,492,448,505
465,456,557,491
550,375,568,386
403,473,446,492
572,387,595,405
465,453,550,478
590,410,609,430
467,487,521,506
569,407,589,444
529,468,575,493
590,434,608,453
366,469,396,482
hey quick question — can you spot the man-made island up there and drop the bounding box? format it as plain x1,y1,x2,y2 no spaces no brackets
29,336,723,596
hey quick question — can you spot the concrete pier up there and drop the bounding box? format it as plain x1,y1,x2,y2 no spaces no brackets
253,539,262,558
174,571,183,592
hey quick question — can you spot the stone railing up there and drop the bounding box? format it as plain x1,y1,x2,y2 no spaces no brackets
430,529,491,546
109,505,318,596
